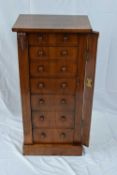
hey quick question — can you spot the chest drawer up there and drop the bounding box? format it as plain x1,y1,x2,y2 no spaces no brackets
28,33,79,46
29,46,78,61
30,78,76,95
33,129,74,143
30,60,77,78
56,33,79,46
32,111,74,129
31,95,75,111
28,33,48,45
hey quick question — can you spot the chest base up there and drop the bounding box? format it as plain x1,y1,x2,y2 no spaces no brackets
23,144,83,156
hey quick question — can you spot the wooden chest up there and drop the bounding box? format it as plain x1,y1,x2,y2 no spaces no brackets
12,15,99,155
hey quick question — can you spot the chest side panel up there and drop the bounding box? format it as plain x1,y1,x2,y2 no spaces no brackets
17,32,33,144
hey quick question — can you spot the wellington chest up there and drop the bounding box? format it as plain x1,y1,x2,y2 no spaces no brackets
12,15,99,155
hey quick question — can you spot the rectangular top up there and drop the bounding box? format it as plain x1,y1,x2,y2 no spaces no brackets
12,14,92,33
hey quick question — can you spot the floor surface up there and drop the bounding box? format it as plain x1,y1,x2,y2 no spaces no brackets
0,99,117,175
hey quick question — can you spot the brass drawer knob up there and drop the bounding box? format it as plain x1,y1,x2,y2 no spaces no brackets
61,50,68,56
38,50,44,56
60,132,66,139
61,99,67,104
63,35,68,41
61,115,66,121
37,65,44,72
40,132,46,139
39,98,45,104
38,82,45,89
61,66,67,72
61,82,68,89
39,115,45,121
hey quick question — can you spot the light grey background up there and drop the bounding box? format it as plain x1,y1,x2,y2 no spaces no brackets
0,1,117,175
0,0,117,115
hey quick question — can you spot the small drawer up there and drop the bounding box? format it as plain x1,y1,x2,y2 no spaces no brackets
31,95,75,111
32,111,74,129
28,33,49,45
55,33,79,46
28,33,79,46
30,60,77,78
30,78,76,94
29,46,78,61
33,129,74,143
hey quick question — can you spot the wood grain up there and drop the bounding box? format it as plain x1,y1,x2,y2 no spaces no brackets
29,46,78,61
30,78,76,95
30,60,77,78
12,15,92,33
23,144,83,155
17,32,33,144
82,32,99,146
28,33,79,46
31,95,75,111
32,111,74,129
73,34,87,143
33,129,74,143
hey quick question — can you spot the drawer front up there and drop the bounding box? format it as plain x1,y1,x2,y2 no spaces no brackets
32,111,74,128
30,78,76,94
29,47,49,60
56,33,79,46
28,33,49,45
31,95,75,111
33,129,74,143
29,46,78,61
30,60,77,77
28,33,79,46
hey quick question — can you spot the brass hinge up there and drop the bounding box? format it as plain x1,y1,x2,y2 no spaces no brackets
85,78,93,88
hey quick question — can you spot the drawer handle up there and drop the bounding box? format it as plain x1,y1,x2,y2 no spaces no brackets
39,98,45,104
61,82,68,89
61,66,67,72
61,50,68,56
40,132,46,139
39,115,45,121
38,82,45,89
38,50,44,56
60,115,66,121
37,65,44,72
63,35,68,41
60,132,66,139
38,34,43,41
61,99,67,104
